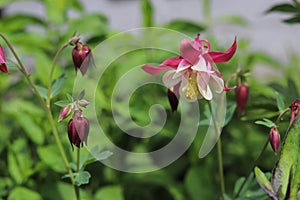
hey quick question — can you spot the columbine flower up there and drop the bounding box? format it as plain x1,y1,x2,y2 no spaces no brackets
72,41,92,76
0,45,8,73
289,99,300,124
141,34,237,102
235,83,249,114
269,127,280,153
67,109,89,150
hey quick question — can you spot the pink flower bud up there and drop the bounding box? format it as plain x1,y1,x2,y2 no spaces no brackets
235,84,249,113
168,89,179,112
269,127,280,153
72,42,92,76
289,99,300,124
67,109,89,150
58,105,72,122
0,45,8,74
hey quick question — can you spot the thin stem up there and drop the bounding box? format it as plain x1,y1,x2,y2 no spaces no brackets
0,32,75,184
208,101,225,200
75,148,81,200
46,43,69,106
234,107,290,198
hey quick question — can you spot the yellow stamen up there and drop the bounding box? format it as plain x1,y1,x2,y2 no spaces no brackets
185,73,199,100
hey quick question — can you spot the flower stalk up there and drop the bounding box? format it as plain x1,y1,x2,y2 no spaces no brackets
208,101,225,200
0,32,80,200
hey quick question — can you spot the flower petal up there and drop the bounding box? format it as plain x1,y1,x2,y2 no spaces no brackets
161,57,182,69
141,64,171,75
191,56,209,72
210,74,224,93
163,70,182,88
207,37,237,63
176,59,191,73
180,39,200,65
197,73,212,100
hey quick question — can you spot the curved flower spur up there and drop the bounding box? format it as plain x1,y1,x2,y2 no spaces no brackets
141,34,237,110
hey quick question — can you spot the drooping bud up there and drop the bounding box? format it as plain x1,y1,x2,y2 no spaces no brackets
269,127,280,153
72,41,92,76
0,45,8,73
58,105,72,122
235,84,249,114
168,89,179,112
67,109,90,150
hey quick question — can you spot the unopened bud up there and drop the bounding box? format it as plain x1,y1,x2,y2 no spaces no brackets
78,99,90,108
72,41,92,76
168,89,179,112
235,84,249,113
0,45,8,74
67,109,89,150
269,127,280,153
58,105,72,122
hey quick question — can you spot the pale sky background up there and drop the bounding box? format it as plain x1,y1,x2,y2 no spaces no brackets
4,0,300,65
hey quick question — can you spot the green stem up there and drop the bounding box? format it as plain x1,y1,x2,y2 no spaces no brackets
202,0,212,28
0,33,76,188
46,43,69,106
75,148,81,200
234,108,290,198
208,101,225,200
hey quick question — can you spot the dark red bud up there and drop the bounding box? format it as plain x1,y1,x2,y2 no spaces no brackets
0,45,8,74
269,127,280,153
168,89,179,112
67,109,90,150
72,42,92,76
235,84,249,113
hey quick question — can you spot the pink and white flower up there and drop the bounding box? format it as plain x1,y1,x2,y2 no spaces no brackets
141,34,237,102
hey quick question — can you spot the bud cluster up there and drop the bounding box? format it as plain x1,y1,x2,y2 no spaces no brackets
58,96,90,150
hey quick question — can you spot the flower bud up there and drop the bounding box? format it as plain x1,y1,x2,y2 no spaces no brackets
289,99,300,124
78,99,90,108
0,45,8,73
58,105,72,122
168,89,179,112
72,41,92,76
67,109,89,150
235,84,249,113
269,127,280,153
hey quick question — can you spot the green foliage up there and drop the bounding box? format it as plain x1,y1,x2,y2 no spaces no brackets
266,0,300,24
0,0,300,199
256,116,300,199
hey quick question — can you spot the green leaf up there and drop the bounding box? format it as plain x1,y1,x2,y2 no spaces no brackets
36,86,48,99
274,91,285,112
54,100,71,107
224,103,237,126
75,170,91,186
51,73,66,98
66,93,74,102
61,173,77,179
165,20,206,33
272,115,300,199
8,187,42,200
254,167,276,199
16,114,45,145
283,14,300,23
217,15,248,26
141,0,154,27
77,89,85,100
255,118,274,128
37,145,66,173
266,4,298,13
94,185,124,200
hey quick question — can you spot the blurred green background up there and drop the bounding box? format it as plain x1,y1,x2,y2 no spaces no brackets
1,0,300,199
